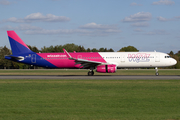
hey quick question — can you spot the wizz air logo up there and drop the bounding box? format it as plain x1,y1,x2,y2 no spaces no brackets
128,53,150,63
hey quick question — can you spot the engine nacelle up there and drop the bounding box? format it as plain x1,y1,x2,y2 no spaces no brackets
96,64,116,73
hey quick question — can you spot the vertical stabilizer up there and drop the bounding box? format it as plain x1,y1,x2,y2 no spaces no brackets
7,31,34,55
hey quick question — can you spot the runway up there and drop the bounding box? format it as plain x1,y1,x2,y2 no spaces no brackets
0,75,180,80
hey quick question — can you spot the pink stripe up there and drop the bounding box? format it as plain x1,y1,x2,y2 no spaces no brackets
37,52,106,68
7,31,30,49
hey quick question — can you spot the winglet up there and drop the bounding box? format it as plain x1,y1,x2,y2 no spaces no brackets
63,49,72,59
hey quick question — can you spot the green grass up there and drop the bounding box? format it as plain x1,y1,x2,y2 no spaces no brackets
0,79,180,120
0,69,180,75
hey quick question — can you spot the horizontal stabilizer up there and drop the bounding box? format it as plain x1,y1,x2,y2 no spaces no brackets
5,55,24,61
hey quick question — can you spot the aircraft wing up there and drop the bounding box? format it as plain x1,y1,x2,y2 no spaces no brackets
71,58,103,68
63,49,105,68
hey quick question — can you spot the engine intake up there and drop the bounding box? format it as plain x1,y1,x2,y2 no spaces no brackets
96,64,116,73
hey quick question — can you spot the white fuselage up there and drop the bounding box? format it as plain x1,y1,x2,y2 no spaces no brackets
99,52,177,68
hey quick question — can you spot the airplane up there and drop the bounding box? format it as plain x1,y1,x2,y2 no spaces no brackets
5,31,177,76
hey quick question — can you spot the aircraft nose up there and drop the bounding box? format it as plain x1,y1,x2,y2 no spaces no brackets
171,58,177,65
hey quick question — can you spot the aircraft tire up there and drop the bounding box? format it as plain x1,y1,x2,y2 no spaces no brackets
88,71,94,76
155,72,159,76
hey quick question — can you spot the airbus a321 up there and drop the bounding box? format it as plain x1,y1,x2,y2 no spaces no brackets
5,31,177,76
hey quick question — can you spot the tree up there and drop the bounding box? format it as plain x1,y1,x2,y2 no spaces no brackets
91,48,98,52
99,48,105,52
86,48,91,52
98,48,114,52
169,51,174,55
104,48,107,52
118,46,139,52
53,46,60,52
108,48,114,52
0,46,12,69
27,45,40,53
76,46,86,52
62,43,79,52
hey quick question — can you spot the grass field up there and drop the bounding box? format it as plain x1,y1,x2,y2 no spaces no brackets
0,69,180,75
0,79,180,120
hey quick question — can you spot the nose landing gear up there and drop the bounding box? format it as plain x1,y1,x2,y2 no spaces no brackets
155,67,159,76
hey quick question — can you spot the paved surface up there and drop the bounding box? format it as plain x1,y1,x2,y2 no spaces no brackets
0,75,180,80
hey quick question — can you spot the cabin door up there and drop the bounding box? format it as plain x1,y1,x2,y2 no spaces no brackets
155,54,160,62
121,55,125,62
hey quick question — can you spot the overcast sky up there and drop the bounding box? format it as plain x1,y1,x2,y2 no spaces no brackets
0,0,180,53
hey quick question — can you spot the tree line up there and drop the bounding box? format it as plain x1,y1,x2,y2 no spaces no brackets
28,43,115,53
0,44,179,69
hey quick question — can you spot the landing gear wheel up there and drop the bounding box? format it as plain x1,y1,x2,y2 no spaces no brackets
155,72,159,76
88,71,94,76
92,71,94,75
155,67,159,76
88,71,92,76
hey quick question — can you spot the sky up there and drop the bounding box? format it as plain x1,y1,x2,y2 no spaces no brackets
0,0,180,53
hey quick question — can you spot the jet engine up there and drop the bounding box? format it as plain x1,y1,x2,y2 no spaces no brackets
96,64,116,73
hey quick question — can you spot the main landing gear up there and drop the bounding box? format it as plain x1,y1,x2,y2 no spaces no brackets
88,70,94,76
155,67,159,76
88,67,95,76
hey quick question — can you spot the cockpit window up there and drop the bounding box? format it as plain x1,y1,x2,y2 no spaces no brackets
165,56,171,58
